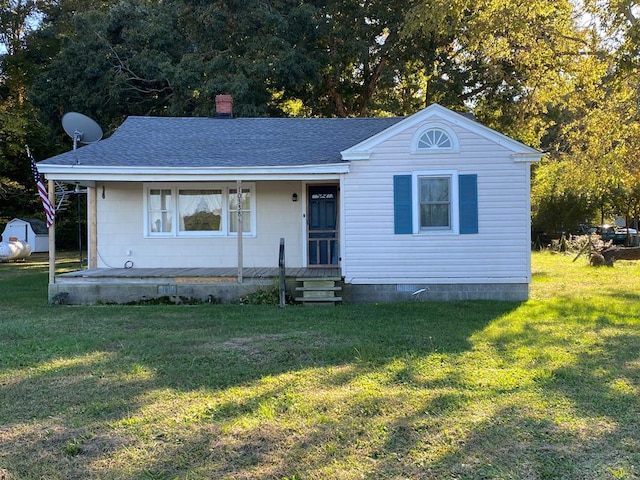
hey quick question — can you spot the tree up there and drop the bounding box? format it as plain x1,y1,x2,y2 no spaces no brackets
580,0,640,67
0,0,54,224
290,0,425,117
6,0,634,242
29,0,325,130
1,0,41,167
531,158,598,238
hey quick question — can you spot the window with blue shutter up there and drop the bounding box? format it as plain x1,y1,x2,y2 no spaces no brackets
459,174,478,234
393,173,478,235
393,175,412,234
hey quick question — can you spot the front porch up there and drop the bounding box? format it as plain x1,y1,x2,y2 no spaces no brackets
50,267,342,304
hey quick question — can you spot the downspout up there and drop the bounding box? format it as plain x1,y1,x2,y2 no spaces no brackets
237,179,243,283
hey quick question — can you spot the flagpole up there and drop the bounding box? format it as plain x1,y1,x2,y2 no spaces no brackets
48,179,55,285
26,145,56,287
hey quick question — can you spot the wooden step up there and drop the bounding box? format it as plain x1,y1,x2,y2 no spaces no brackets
296,277,342,282
295,277,343,305
295,286,342,292
295,296,343,303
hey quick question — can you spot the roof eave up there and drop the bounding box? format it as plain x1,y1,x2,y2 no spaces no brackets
340,151,370,161
37,163,351,182
511,152,544,163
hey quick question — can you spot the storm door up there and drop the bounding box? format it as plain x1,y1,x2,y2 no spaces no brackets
307,185,339,266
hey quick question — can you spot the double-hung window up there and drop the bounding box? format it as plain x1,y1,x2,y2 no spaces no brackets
145,183,255,237
149,189,173,233
419,176,451,230
229,187,252,233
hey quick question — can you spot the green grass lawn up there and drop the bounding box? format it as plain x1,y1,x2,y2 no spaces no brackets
1,252,639,479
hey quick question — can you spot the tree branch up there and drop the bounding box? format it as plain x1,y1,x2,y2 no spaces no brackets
107,44,173,96
323,74,348,117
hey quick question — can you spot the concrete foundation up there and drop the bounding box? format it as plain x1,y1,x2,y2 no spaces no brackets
50,280,528,305
343,282,529,303
48,279,290,305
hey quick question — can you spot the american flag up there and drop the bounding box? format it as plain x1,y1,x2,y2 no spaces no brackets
27,146,56,228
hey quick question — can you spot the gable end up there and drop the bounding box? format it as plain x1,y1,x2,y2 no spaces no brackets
341,103,543,162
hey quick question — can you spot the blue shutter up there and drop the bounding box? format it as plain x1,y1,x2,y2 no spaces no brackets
393,175,412,234
459,174,478,234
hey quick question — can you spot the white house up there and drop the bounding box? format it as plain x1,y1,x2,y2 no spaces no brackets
1,218,49,252
37,103,542,304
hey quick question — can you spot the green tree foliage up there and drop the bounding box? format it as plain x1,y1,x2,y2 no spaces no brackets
529,0,640,234
581,0,640,68
0,0,54,224
553,68,640,227
1,0,39,174
29,0,323,129
531,159,598,238
292,0,421,117
405,0,592,147
3,0,640,240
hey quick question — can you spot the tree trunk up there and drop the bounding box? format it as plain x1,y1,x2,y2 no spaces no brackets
602,246,640,266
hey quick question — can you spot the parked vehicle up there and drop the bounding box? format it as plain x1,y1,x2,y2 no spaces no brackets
577,224,598,235
598,225,639,245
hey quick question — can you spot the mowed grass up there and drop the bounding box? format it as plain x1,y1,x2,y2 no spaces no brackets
0,252,639,479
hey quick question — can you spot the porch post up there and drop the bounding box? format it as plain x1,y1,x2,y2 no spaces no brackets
237,180,243,283
48,179,55,285
88,185,98,268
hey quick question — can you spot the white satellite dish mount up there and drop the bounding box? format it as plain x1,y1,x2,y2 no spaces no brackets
62,112,103,151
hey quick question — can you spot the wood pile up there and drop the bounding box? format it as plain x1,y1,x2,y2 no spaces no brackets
574,234,640,266
601,246,640,266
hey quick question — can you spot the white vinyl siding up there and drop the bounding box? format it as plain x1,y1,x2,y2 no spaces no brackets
342,117,533,285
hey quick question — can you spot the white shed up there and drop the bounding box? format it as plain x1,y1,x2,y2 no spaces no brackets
1,218,49,252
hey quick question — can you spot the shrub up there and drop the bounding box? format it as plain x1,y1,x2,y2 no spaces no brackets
239,279,291,305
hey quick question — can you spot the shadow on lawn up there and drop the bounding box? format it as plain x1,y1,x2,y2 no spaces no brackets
133,303,640,479
0,299,521,479
3,275,639,479
432,335,639,479
401,297,640,480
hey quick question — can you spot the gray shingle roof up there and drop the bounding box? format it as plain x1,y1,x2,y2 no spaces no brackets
40,116,404,168
13,218,48,235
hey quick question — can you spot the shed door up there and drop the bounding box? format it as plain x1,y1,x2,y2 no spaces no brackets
5,222,28,242
308,185,339,266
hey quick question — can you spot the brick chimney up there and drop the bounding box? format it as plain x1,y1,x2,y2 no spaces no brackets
215,94,233,118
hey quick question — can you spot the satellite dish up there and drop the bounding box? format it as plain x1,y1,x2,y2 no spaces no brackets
62,112,103,150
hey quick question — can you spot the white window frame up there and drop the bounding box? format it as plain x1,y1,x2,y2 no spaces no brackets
412,171,459,235
411,122,460,154
143,182,256,237
228,185,254,236
147,188,174,236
